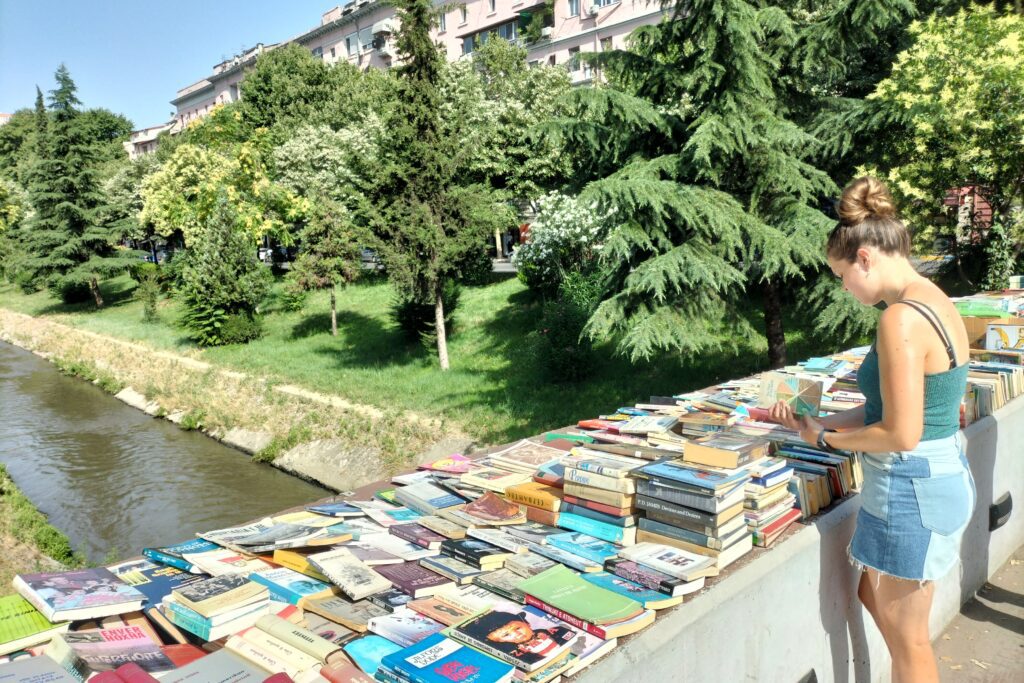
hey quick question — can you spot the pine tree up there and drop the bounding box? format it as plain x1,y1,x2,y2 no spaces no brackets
22,65,140,305
368,0,510,370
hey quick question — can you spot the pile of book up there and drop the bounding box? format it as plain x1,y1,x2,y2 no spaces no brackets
1,348,892,683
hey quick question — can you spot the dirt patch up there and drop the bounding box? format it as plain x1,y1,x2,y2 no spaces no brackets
0,533,62,597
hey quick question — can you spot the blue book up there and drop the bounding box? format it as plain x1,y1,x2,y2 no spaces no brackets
382,632,514,683
106,558,204,609
638,459,750,492
560,503,634,527
344,635,402,677
557,512,635,545
749,466,794,488
142,538,219,573
305,501,364,517
248,568,332,604
546,532,619,565
581,571,680,609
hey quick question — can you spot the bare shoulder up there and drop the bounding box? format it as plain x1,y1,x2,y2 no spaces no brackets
891,279,969,365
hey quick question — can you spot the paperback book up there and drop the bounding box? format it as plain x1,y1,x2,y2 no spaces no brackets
449,605,578,672
13,569,146,622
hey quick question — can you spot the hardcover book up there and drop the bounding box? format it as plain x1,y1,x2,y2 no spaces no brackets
373,563,454,599
307,549,393,601
381,632,515,683
449,605,578,672
14,568,146,622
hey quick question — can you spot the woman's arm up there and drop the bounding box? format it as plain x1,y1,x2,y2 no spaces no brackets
818,404,866,430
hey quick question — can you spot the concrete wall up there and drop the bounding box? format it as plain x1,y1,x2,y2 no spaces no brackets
578,397,1024,683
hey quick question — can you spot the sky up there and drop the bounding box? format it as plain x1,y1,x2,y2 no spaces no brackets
0,0,333,129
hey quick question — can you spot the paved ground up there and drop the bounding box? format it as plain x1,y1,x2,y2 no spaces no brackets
934,545,1024,682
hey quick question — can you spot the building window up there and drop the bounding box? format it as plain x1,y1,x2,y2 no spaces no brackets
567,0,579,16
311,46,323,59
489,0,496,12
229,84,239,101
600,37,612,51
330,46,336,58
346,32,358,55
592,0,619,6
567,46,580,72
460,6,467,23
359,27,373,52
439,13,446,32
463,36,475,55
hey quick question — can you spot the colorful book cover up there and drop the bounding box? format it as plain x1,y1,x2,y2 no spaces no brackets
390,524,445,550
367,607,445,648
367,508,424,528
141,538,219,573
450,604,578,673
637,459,750,492
14,568,146,622
381,632,514,683
59,625,176,675
0,595,69,656
518,565,641,626
580,573,678,610
461,493,525,523
757,371,824,416
249,568,332,605
374,563,453,598
343,635,403,676
556,513,632,545
545,533,619,566
418,454,475,474
105,559,204,610
305,501,365,517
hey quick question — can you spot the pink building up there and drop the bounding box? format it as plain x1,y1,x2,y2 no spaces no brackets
123,120,182,160
0,113,12,127
158,1,670,145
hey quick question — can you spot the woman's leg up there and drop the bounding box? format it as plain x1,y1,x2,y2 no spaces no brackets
866,567,938,683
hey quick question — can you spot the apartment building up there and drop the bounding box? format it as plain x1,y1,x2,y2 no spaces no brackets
0,113,12,127
123,120,183,160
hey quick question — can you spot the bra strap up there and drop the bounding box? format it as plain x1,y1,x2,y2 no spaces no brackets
892,299,958,369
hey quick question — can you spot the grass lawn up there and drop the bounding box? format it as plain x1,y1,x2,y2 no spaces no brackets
0,273,845,445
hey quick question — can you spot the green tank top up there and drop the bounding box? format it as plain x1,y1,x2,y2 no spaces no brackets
856,300,967,441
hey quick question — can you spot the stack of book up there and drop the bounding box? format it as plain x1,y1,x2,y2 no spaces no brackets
742,458,800,547
557,448,646,546
159,573,271,641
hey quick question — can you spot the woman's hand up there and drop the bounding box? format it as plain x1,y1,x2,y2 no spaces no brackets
768,400,823,447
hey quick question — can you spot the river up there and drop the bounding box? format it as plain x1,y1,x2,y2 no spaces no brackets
0,340,329,563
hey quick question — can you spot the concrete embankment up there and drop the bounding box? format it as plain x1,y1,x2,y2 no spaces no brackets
0,309,473,492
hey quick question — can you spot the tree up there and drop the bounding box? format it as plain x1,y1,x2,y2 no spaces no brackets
21,66,140,305
865,6,1024,285
289,198,363,336
368,0,513,370
272,120,383,201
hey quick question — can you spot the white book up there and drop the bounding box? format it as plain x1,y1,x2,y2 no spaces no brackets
359,533,438,561
307,549,392,601
617,542,717,581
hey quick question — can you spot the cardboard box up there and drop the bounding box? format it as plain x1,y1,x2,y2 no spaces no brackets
963,316,1024,348
986,323,1024,351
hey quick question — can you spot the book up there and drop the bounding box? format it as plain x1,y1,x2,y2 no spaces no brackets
272,549,331,583
602,558,703,597
635,528,753,569
614,542,717,581
523,507,560,527
617,415,678,434
561,483,633,509
449,605,578,672
308,549,394,601
105,560,205,611
757,371,824,416
559,495,633,518
504,523,562,546
439,539,513,570
0,595,69,656
405,597,477,627
518,565,647,638
159,595,270,641
0,655,79,682
471,570,525,604
460,493,527,525
418,454,474,474
566,451,647,479
556,512,636,546
682,434,770,469
367,607,445,648
545,533,620,566
393,471,438,486
305,501,365,518
184,549,275,577
504,553,556,579
637,517,748,552
465,529,530,555
366,508,423,528
318,660,376,683
395,483,465,516
634,494,741,529
13,569,146,623
636,478,745,514
374,563,454,599
516,540,602,574
752,507,802,547
368,588,415,613
504,482,563,512
635,459,749,493
173,574,268,618
359,534,440,562
302,596,388,633
159,649,267,683
141,539,220,574
49,626,174,678
90,663,161,682
389,524,445,551
380,632,515,683
486,440,565,474
342,636,402,677
580,573,682,610
562,468,636,494
299,611,357,647
159,643,207,668
412,517,467,540
418,556,486,585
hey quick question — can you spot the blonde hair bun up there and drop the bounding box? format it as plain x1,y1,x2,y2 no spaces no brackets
838,176,897,225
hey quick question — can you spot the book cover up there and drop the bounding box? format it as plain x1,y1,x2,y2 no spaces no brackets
0,595,69,656
141,539,219,574
307,550,392,602
367,508,423,528
0,655,79,682
636,460,750,493
367,607,445,648
335,540,404,566
486,440,565,474
374,563,453,599
465,529,530,555
563,468,636,494
567,451,647,479
369,588,415,613
342,635,402,676
471,570,526,604
389,525,445,551
516,540,602,574
617,543,717,581
418,556,485,585
756,372,824,416
504,554,556,580
358,534,438,562
545,533,619,566
555,513,635,546
105,560,204,611
617,415,678,434
173,574,266,617
460,493,525,524
682,434,770,469
406,597,477,627
58,626,176,675
249,568,334,606
413,517,467,540
14,569,146,622
381,632,515,683
298,612,357,647
504,482,563,512
518,566,642,627
579,573,682,610
305,502,365,518
302,596,388,633
418,454,475,474
395,483,465,515
506,524,565,547
439,539,511,569
449,605,578,672
159,649,267,683
561,483,634,509
602,558,695,597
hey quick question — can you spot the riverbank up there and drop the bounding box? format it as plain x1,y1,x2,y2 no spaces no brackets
0,464,78,595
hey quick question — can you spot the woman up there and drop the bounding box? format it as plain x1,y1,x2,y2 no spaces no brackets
770,176,975,683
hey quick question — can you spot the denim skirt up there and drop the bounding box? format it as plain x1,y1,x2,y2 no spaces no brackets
849,432,975,582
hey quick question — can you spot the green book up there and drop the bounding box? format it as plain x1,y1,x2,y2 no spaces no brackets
0,594,70,656
519,564,642,626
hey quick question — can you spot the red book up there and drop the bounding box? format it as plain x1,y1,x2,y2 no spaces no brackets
755,507,802,547
160,643,207,668
91,664,160,683
264,675,295,683
319,661,376,683
524,505,560,527
576,419,621,432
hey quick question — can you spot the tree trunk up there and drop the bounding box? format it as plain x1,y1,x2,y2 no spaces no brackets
762,276,786,369
89,277,104,308
435,285,450,371
330,287,338,337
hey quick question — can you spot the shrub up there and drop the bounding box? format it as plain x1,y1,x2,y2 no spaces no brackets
133,263,161,322
50,277,92,305
511,192,613,296
392,280,461,347
219,312,265,344
530,271,603,383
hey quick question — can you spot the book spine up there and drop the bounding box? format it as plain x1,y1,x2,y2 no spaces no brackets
560,503,631,527
506,488,560,512
525,506,560,526
389,526,431,549
557,513,627,544
636,480,719,512
546,540,608,566
249,575,300,605
564,468,635,493
638,518,721,550
522,595,607,640
635,495,717,526
142,549,194,573
562,495,630,517
603,559,679,595
163,605,213,640
572,461,629,479
448,629,524,670
644,509,718,537
563,482,632,508
373,665,405,683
